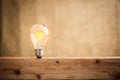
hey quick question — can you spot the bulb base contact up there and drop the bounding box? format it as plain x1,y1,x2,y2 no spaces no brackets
35,49,43,58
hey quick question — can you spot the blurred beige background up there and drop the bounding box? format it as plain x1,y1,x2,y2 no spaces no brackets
0,0,120,57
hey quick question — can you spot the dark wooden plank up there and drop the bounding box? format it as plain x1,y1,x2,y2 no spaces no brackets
0,0,2,56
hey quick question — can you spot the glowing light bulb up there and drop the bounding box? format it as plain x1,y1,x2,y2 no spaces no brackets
30,24,49,58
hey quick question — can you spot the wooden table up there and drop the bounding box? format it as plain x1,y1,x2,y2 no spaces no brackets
0,57,120,80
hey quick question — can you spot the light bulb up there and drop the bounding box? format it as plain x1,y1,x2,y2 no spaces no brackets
30,24,49,58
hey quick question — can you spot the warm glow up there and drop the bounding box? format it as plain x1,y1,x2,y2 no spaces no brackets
34,30,45,40
30,24,49,49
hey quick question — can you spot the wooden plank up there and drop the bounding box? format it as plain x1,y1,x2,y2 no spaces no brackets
0,57,120,79
0,0,2,56
1,0,21,56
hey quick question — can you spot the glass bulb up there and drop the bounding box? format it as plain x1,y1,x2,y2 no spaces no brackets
30,24,49,58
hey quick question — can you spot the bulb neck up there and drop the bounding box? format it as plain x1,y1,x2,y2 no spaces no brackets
35,49,43,58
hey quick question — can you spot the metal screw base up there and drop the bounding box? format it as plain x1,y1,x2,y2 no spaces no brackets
35,49,43,59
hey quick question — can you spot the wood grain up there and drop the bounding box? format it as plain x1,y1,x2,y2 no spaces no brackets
0,57,120,79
